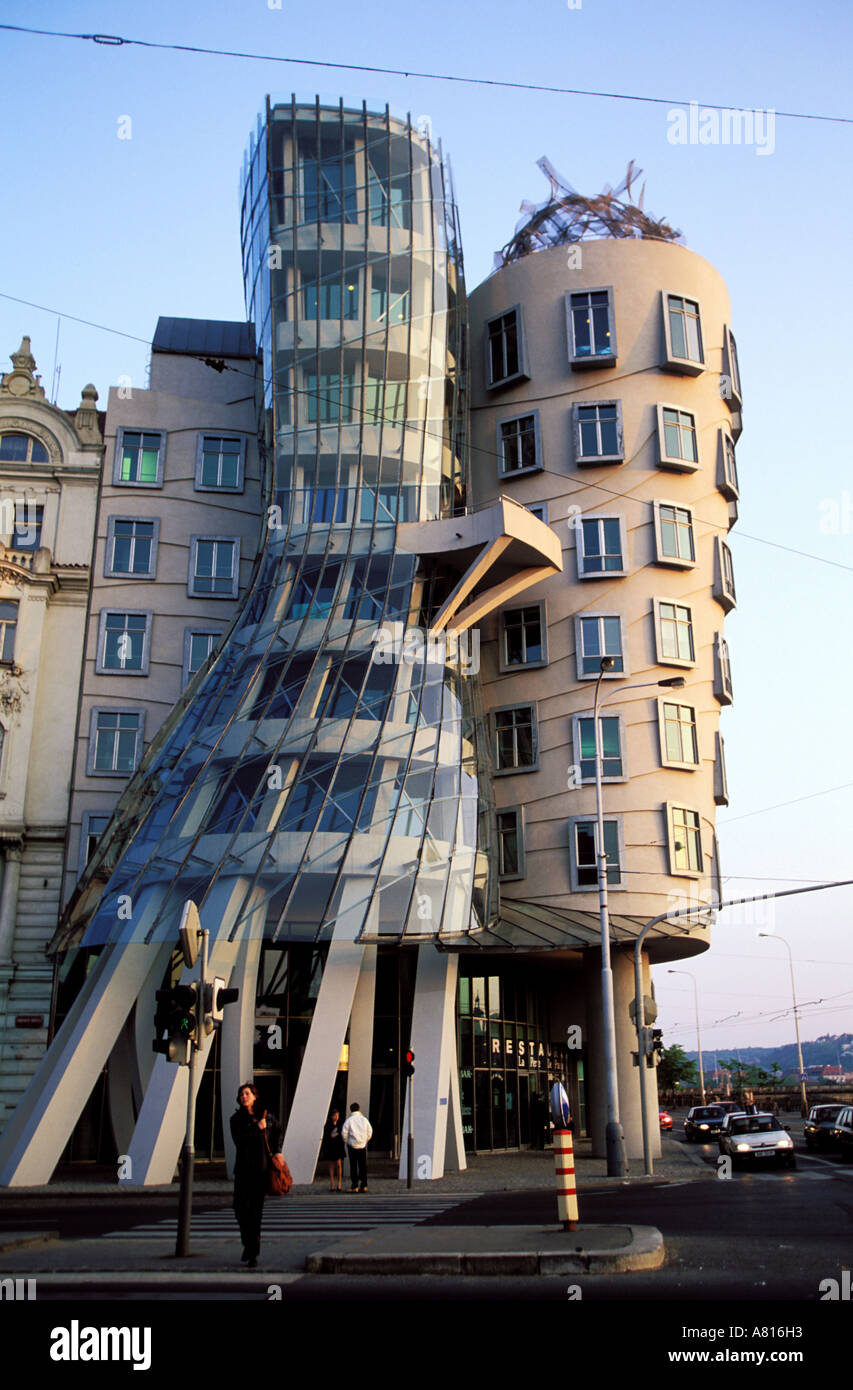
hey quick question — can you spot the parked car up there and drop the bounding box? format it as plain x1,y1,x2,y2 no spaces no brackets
659,1110,673,1131
832,1106,853,1161
719,1112,796,1169
804,1104,846,1152
684,1105,726,1141
714,1100,741,1114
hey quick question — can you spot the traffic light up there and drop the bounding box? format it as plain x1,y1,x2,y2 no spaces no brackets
203,977,240,1034
153,982,200,1064
649,1029,664,1067
403,1049,415,1078
174,983,200,1046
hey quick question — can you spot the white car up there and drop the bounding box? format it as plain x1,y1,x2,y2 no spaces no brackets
718,1112,796,1169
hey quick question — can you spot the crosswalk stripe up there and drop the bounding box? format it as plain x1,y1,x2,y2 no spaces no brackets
104,1196,463,1240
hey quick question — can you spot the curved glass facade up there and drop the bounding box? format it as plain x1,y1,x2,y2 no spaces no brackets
58,99,495,955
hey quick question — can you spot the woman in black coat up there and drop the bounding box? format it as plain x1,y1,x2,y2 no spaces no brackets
230,1082,283,1267
320,1108,346,1191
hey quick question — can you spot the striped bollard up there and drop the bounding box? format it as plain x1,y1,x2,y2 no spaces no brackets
553,1128,578,1230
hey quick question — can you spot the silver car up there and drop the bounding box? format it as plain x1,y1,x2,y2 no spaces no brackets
718,1112,796,1169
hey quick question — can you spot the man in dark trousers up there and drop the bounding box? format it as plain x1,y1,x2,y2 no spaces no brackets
341,1101,373,1192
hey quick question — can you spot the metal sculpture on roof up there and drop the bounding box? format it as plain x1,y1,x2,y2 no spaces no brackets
495,158,683,268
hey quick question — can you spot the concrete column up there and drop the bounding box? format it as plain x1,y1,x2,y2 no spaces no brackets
220,922,264,1179
583,946,660,1161
0,844,23,966
346,945,376,1115
398,946,465,1181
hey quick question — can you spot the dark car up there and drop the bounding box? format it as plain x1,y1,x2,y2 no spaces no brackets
804,1104,846,1152
684,1105,726,1141
719,1112,796,1169
833,1105,853,1161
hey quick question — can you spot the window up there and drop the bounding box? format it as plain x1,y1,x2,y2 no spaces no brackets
575,615,626,678
105,518,159,578
654,599,695,666
525,502,548,523
569,816,624,890
114,429,164,487
714,538,737,611
573,402,623,464
663,293,704,373
0,433,48,464
714,732,729,806
303,278,358,321
667,804,703,875
497,807,525,880
302,487,347,524
0,602,18,662
88,709,145,775
183,629,222,687
723,325,742,407
500,605,545,670
359,485,414,525
305,372,355,424
96,611,152,674
301,150,357,224
714,633,733,705
493,705,538,773
195,435,245,492
498,413,539,476
566,288,617,365
658,700,699,766
80,812,111,873
288,560,342,621
189,538,240,598
11,503,43,551
657,405,699,471
654,502,695,567
572,713,625,781
486,308,526,388
577,516,626,577
718,430,739,500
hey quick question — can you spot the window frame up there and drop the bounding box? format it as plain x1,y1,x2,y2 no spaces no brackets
497,804,526,881
714,633,733,705
182,627,224,689
496,410,542,478
492,702,539,776
484,305,529,390
657,697,700,769
0,600,19,664
653,597,696,668
572,400,624,466
714,536,737,612
661,291,705,375
714,731,729,807
10,502,44,552
568,814,625,892
524,502,548,524
103,515,161,579
79,811,112,876
571,710,628,784
498,601,548,673
187,535,241,600
112,427,165,488
723,325,743,408
565,286,618,368
86,706,146,778
194,433,247,493
718,429,739,501
95,609,153,676
575,612,629,680
576,513,628,579
653,500,696,569
665,802,704,878
656,403,700,473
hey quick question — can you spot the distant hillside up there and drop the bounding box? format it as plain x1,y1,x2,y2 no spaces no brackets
684,1033,853,1077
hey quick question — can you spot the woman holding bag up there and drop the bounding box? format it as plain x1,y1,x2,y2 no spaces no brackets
230,1082,285,1268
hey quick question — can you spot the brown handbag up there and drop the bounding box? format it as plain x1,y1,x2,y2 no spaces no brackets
262,1119,292,1196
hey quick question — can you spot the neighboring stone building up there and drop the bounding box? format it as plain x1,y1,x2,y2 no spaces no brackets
0,338,103,1131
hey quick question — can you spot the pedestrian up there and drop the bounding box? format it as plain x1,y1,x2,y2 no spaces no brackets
341,1101,372,1192
230,1081,283,1268
321,1107,346,1191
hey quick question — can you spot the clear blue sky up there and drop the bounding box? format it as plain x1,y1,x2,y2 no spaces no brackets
2,0,851,1054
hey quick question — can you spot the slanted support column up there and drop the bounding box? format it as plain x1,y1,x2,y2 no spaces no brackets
346,945,376,1117
398,946,465,1181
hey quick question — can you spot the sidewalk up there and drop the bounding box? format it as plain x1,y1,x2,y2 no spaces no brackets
0,1139,704,1288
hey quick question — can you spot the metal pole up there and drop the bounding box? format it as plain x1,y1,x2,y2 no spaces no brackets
593,663,627,1177
633,936,652,1177
175,928,206,1257
406,1072,414,1190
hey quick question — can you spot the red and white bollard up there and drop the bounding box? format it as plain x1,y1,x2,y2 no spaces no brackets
553,1128,579,1230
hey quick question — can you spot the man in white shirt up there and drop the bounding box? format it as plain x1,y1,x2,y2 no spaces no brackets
341,1102,373,1192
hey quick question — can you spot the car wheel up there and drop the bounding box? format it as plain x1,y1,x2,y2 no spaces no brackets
786,1157,796,1170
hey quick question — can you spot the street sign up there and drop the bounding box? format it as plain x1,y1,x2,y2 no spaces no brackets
550,1081,571,1128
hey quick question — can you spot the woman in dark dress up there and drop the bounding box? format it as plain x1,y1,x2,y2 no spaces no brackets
230,1082,283,1267
321,1108,346,1191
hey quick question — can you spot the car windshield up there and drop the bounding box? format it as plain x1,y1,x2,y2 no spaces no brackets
732,1116,780,1135
811,1107,842,1121
693,1107,724,1120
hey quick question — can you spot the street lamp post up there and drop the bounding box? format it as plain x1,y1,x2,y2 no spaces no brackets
668,968,705,1104
759,932,808,1115
590,663,685,1177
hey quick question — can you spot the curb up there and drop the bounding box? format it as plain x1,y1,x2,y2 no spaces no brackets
0,1272,303,1294
0,1230,60,1253
305,1224,664,1276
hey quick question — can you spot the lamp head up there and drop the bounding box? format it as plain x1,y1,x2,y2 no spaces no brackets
658,676,686,688
599,656,614,673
